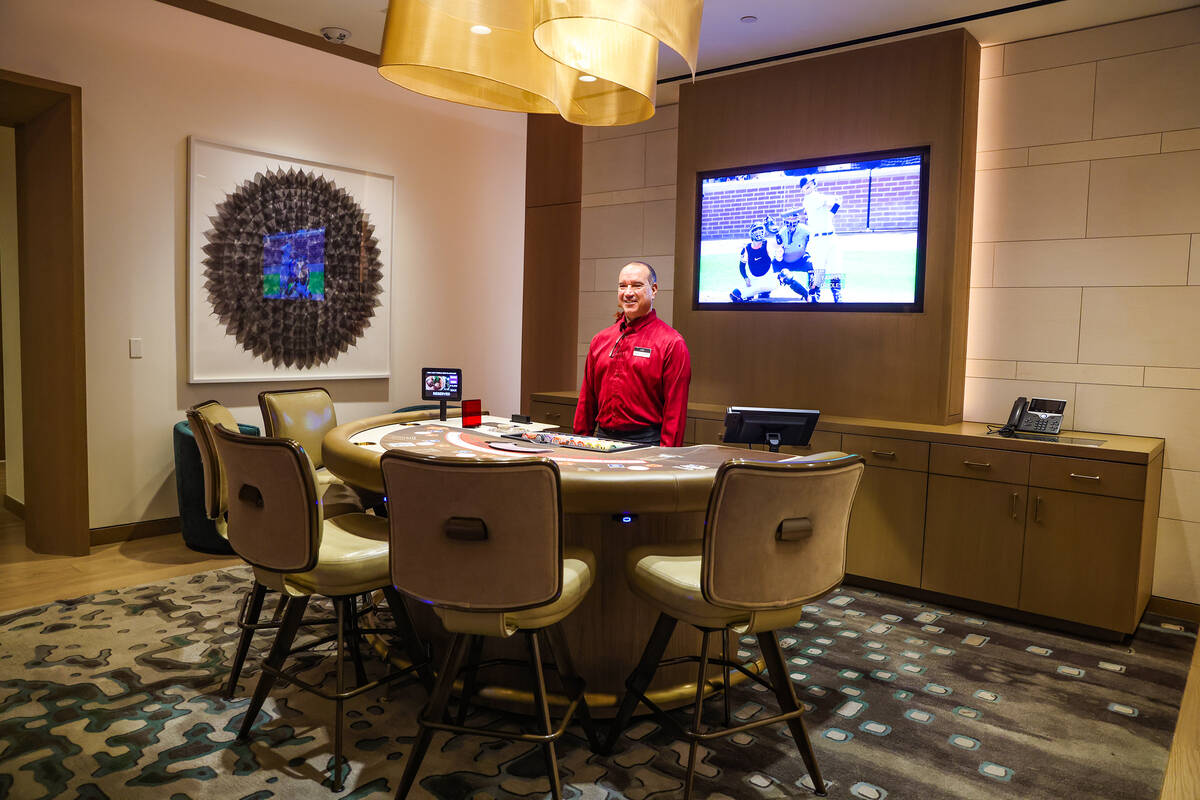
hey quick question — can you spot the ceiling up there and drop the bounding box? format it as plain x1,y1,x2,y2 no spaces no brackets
202,0,1195,81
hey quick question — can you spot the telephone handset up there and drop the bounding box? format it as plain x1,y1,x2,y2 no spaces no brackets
1000,396,1067,436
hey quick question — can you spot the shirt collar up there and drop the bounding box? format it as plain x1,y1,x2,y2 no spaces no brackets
620,309,657,333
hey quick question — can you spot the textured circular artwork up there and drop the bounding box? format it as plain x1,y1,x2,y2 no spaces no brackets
200,167,384,369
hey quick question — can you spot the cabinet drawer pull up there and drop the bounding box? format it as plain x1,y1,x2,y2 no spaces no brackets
871,450,897,458
1011,492,1018,520
1069,472,1101,481
963,460,991,469
1034,495,1042,523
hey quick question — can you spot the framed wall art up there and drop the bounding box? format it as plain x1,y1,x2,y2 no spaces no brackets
187,137,393,382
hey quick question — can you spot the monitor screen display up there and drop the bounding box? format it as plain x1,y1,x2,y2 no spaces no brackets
421,367,462,401
262,227,326,301
695,147,929,312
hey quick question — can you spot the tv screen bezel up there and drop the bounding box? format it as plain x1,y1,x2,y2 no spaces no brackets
722,406,821,449
693,145,930,314
420,367,463,402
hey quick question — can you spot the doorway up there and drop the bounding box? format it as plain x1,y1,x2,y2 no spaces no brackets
0,69,89,555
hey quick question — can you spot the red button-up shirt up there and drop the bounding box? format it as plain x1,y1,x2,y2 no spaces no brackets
573,310,692,447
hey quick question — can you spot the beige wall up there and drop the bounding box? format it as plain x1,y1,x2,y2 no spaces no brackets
576,8,1200,603
0,127,23,501
0,0,528,528
968,8,1200,603
576,94,680,385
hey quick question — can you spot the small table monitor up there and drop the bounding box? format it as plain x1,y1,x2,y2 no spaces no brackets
421,367,462,421
722,406,820,453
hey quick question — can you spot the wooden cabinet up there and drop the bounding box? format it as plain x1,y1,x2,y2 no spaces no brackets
923,475,1026,607
847,466,927,586
529,391,1165,636
529,399,575,428
1020,487,1145,631
844,435,928,586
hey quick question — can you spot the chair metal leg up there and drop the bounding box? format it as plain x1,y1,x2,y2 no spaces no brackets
683,630,712,800
396,633,472,800
344,594,369,689
332,597,349,792
603,612,678,754
382,586,435,692
525,631,562,800
758,630,826,797
542,624,602,752
455,635,485,725
271,592,290,622
721,629,732,728
238,595,310,740
224,581,268,699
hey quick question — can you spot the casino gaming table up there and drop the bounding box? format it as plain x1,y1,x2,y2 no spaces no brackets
324,413,834,714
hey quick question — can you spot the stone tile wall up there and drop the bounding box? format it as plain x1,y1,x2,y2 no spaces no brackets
576,8,1200,602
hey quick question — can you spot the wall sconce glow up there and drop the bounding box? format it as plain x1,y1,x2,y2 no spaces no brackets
377,0,704,127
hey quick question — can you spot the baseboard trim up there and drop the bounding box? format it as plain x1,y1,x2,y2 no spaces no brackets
1147,596,1200,625
3,495,24,519
90,517,181,545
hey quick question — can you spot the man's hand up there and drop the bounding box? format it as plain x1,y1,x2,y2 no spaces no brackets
777,268,791,284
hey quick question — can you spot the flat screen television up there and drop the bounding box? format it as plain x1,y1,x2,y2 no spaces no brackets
694,147,929,312
722,406,820,452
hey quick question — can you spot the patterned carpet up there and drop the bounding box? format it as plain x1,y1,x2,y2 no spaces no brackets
0,566,1193,799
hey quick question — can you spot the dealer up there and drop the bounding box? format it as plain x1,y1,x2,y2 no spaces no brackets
573,261,692,447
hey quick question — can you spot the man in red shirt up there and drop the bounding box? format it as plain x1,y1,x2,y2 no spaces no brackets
574,261,692,446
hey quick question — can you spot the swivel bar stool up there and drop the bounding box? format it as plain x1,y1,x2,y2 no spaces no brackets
606,455,865,798
213,424,432,791
187,401,360,699
380,450,601,800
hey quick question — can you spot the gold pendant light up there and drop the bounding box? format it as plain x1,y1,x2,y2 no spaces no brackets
377,0,704,126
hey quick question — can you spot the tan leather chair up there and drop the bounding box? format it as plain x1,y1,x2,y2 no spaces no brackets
605,454,865,799
213,424,431,792
380,451,600,800
187,400,361,700
258,387,344,489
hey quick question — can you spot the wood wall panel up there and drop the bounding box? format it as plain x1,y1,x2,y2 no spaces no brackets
674,30,980,424
520,116,582,413
11,76,90,555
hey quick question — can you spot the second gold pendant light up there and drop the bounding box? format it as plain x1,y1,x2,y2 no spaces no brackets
377,0,704,126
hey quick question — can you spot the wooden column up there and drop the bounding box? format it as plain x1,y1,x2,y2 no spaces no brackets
520,115,582,415
1,70,90,555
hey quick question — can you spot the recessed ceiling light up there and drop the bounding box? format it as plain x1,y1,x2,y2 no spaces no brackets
579,74,597,82
470,24,492,35
740,15,758,24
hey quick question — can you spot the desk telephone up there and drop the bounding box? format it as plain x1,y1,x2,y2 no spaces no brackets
1001,397,1067,436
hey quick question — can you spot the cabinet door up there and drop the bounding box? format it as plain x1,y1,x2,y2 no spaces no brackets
846,466,927,587
529,400,575,428
1020,488,1144,632
922,475,1026,607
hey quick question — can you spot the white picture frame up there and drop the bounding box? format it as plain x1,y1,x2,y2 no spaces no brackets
187,137,393,383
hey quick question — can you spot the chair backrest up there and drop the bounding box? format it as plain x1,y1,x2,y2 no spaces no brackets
258,387,336,468
211,423,323,574
187,400,240,519
702,455,865,611
380,451,563,612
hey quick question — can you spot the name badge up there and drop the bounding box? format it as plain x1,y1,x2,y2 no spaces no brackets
633,346,652,359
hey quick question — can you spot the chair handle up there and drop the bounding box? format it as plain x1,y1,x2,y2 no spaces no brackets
238,483,264,508
445,517,488,541
777,517,813,542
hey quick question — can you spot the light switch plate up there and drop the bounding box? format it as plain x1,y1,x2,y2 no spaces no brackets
129,338,143,358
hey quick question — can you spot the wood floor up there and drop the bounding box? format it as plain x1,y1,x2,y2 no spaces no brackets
0,470,1196,798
